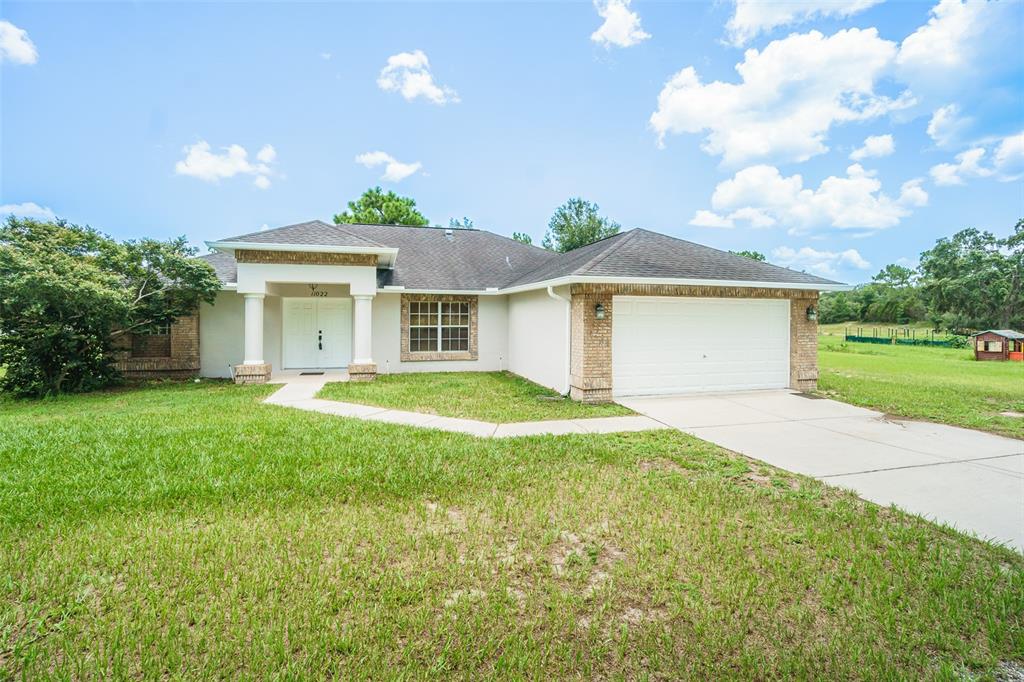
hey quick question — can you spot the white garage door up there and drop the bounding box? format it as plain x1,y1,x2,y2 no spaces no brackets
612,296,790,397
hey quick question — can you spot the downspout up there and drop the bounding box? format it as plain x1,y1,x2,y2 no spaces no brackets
546,286,571,396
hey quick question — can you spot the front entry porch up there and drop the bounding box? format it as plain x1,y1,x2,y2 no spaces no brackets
233,280,378,384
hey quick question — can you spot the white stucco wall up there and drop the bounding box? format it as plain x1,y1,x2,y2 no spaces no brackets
199,291,244,378
371,293,509,374
199,291,284,376
507,287,569,393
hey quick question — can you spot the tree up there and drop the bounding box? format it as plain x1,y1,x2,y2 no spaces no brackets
918,220,1024,329
448,217,474,229
872,263,915,288
511,232,533,245
731,250,766,262
0,217,220,397
333,187,429,226
541,198,620,252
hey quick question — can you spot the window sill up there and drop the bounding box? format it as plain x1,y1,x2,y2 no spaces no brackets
400,351,478,362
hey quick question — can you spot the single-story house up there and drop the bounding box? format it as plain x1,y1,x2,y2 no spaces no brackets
971,330,1024,362
117,220,848,401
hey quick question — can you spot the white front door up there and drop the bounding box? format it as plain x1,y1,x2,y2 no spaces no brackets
283,298,352,369
612,296,790,397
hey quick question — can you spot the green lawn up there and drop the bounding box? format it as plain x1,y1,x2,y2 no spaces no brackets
819,335,1024,438
1,383,1021,678
318,371,633,422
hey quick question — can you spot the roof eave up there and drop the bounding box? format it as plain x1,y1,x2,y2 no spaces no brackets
498,275,851,295
205,240,399,268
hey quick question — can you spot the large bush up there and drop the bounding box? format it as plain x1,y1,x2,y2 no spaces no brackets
0,217,220,397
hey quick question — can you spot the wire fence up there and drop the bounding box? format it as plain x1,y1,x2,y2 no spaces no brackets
843,327,960,347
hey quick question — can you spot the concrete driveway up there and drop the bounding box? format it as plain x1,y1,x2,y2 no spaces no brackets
619,391,1024,552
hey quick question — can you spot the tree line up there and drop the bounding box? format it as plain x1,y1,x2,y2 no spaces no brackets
818,219,1023,332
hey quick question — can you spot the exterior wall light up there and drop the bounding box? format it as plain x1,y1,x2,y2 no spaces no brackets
806,305,817,321
595,302,606,320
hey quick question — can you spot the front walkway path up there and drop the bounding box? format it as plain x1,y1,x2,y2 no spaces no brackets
263,375,666,438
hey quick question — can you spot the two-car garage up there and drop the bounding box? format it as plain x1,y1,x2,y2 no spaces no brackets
611,296,791,397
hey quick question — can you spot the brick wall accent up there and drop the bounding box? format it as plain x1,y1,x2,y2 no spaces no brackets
569,292,613,403
567,284,820,402
234,249,378,266
114,314,200,378
399,294,479,362
347,362,378,382
233,363,272,384
789,292,819,391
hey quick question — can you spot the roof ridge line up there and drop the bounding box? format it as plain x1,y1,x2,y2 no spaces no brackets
574,229,638,276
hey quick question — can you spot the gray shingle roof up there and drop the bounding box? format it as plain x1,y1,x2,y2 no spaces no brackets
507,228,840,287
197,251,237,284
219,220,388,248
202,222,842,290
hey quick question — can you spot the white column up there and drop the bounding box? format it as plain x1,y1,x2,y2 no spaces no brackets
352,294,374,364
243,293,265,364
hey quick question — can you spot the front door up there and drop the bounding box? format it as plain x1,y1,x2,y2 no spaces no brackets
283,298,352,369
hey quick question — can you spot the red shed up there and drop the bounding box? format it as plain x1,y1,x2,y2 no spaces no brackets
971,330,1024,362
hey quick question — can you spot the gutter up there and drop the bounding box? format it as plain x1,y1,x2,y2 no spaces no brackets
546,286,572,396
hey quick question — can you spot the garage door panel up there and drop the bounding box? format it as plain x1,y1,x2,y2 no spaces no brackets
612,296,790,396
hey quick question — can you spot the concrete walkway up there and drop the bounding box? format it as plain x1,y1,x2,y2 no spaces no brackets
620,390,1024,552
263,375,666,438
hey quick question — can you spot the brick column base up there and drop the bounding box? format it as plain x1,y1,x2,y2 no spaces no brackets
348,362,377,382
569,376,612,404
233,363,272,384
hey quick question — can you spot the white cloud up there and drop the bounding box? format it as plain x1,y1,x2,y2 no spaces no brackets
377,50,459,105
926,104,970,147
320,52,332,61
898,178,929,207
771,245,871,278
897,0,990,80
689,210,734,228
931,132,1024,185
649,29,911,166
591,0,650,49
994,132,1024,181
256,144,276,164
850,134,894,161
355,151,423,182
0,20,37,65
174,141,277,189
703,163,923,235
725,0,882,47
0,201,55,220
929,147,992,185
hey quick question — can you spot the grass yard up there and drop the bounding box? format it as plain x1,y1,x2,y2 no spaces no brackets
1,383,1022,679
318,370,633,422
819,335,1024,439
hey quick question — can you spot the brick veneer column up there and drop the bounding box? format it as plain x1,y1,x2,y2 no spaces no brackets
789,292,819,391
569,292,613,403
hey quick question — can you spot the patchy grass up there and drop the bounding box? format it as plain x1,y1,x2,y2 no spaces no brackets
1,382,1022,678
318,371,633,422
819,335,1024,438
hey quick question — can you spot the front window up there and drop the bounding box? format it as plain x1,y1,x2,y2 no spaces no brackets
409,301,470,352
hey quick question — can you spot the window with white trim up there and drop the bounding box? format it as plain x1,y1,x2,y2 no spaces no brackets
409,301,470,352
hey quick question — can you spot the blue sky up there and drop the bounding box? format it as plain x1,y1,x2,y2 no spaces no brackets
2,0,1022,283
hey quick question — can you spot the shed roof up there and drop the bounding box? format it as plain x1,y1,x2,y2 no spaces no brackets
971,329,1024,339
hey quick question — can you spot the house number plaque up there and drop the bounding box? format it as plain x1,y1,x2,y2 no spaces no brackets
308,284,327,297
